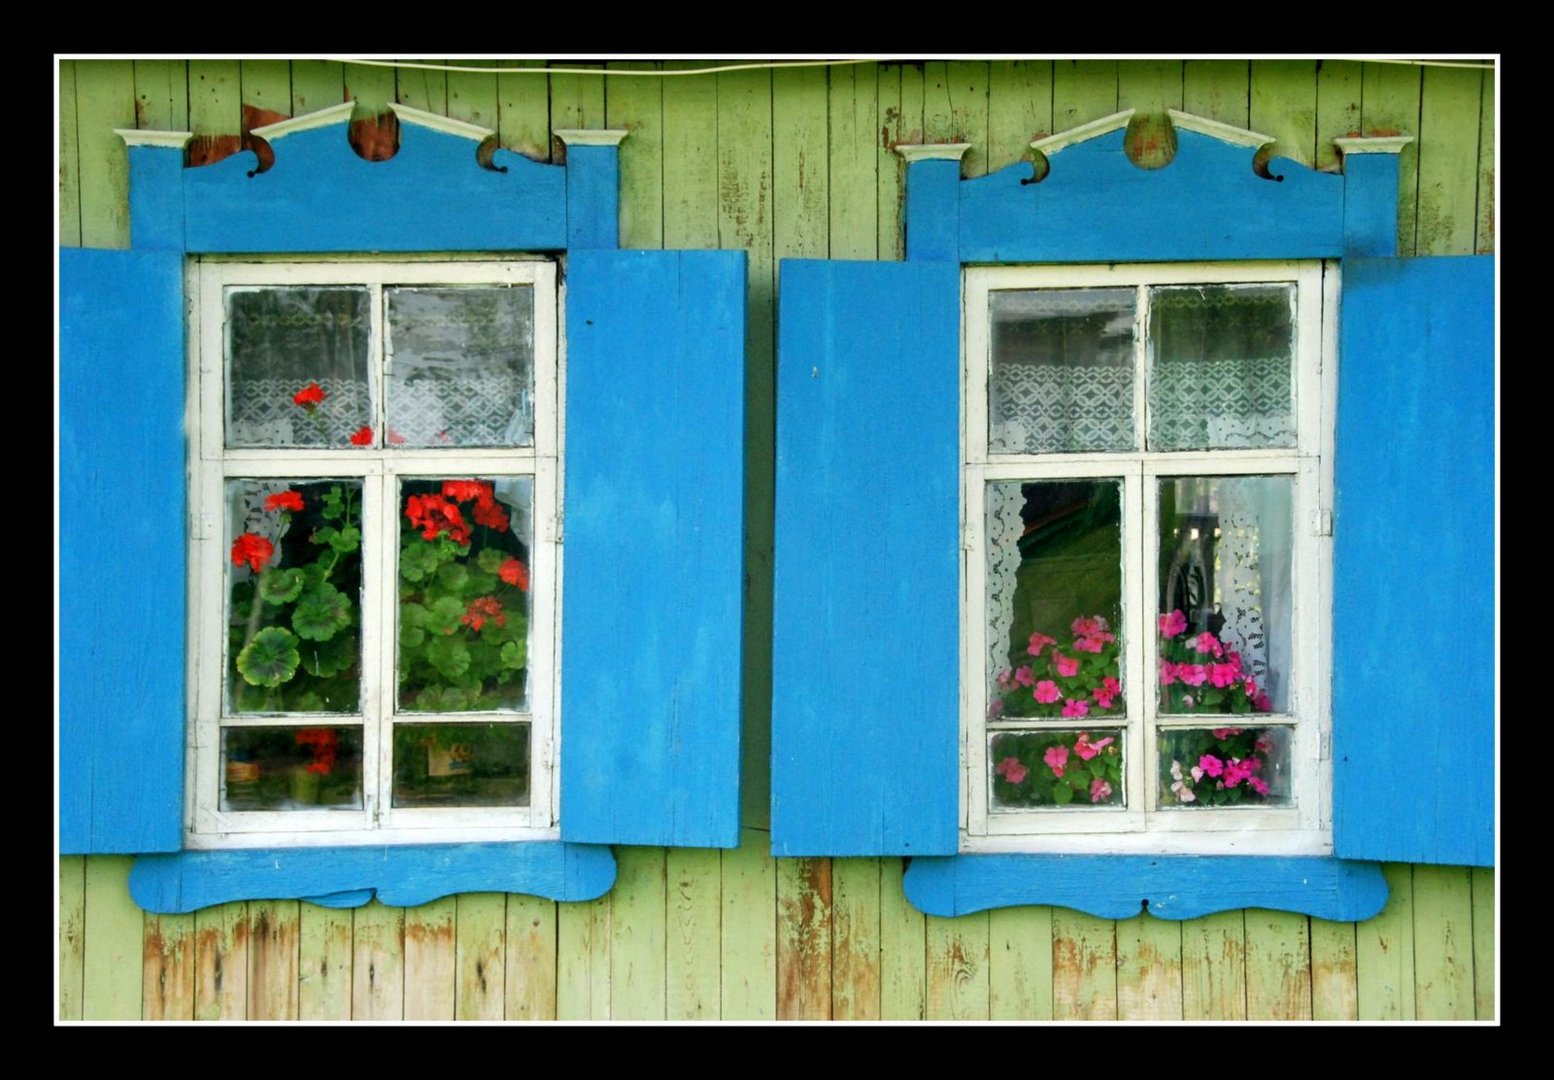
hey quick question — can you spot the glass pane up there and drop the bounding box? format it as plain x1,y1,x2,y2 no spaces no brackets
225,287,373,448
398,477,533,712
226,480,363,714
1158,726,1293,807
985,480,1125,722
391,722,530,807
990,729,1124,809
1157,475,1292,714
1147,283,1296,450
221,725,363,811
988,288,1136,454
385,286,535,448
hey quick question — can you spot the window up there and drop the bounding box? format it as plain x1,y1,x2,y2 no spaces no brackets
961,261,1332,854
187,259,559,848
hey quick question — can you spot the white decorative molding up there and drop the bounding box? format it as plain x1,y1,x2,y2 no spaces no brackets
250,102,356,141
1166,109,1274,149
553,129,631,147
1332,135,1415,155
114,129,194,149
894,142,972,163
389,102,495,141
1031,110,1135,155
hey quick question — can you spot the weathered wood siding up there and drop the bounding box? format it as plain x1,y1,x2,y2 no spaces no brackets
58,57,1496,1022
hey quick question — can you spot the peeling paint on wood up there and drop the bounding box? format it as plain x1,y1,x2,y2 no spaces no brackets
74,59,133,248
1052,909,1117,1020
1476,65,1495,254
988,904,1053,1020
879,856,926,1019
1357,863,1416,1020
1183,59,1249,129
1054,59,1119,133
446,59,498,133
247,901,300,1020
341,60,394,114
505,894,558,1020
609,847,668,1020
454,893,507,1021
298,902,354,1020
142,913,195,1020
395,58,447,115
347,109,400,163
351,901,405,1020
1250,59,1317,168
403,897,457,1020
831,858,882,1020
607,60,666,250
720,829,777,1020
1415,64,1482,256
1413,865,1475,1019
59,857,86,1020
666,848,722,1019
1116,914,1183,1020
1471,867,1495,1020
876,64,908,261
1244,909,1311,1020
827,62,880,259
1119,59,1184,171
1310,918,1359,1020
1181,911,1247,1020
193,901,249,1021
926,913,989,1020
986,60,1052,176
1360,62,1423,257
557,894,611,1019
1315,59,1361,173
777,857,833,1019
291,60,345,116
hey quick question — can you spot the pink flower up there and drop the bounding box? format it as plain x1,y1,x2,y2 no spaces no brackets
1211,727,1244,739
1254,734,1273,753
1054,653,1079,677
1158,609,1188,637
1171,780,1196,804
987,698,1005,719
1190,765,1203,782
1073,733,1114,760
1089,778,1113,803
1224,650,1243,672
1247,776,1270,796
1223,758,1251,788
995,757,1028,784
995,669,1013,690
1192,632,1223,657
1034,680,1061,704
1073,634,1105,654
1027,631,1057,657
1253,692,1273,712
1044,745,1069,778
1013,666,1035,688
1092,676,1121,709
1062,699,1090,718
1198,754,1224,778
1178,663,1208,687
1210,663,1239,688
1159,659,1178,686
1071,615,1110,637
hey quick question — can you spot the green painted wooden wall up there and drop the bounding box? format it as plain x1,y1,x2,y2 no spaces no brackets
57,57,1496,1022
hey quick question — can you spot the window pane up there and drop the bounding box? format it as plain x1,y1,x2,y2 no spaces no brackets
391,722,530,807
226,287,373,448
386,286,535,448
1147,283,1296,451
1157,725,1293,807
226,480,363,715
989,288,1136,453
986,479,1125,722
221,725,363,811
1158,475,1292,714
990,729,1124,808
398,477,533,712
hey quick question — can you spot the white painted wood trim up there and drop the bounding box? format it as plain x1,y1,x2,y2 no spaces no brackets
1166,109,1273,149
1332,135,1414,155
115,128,193,149
388,102,495,141
553,128,630,147
249,102,356,140
894,142,972,163
1031,109,1134,155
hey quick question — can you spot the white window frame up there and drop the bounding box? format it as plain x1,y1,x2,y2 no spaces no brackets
185,256,562,849
960,260,1336,856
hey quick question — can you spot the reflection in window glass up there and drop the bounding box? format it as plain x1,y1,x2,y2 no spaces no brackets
392,723,529,808
1158,726,1292,807
221,725,363,812
990,730,1124,809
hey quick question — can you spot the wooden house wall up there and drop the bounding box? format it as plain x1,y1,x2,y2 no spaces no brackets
57,58,1496,1022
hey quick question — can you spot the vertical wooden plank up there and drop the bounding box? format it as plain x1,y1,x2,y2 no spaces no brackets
505,894,558,1020
877,63,908,261
58,60,82,247
1415,65,1483,256
550,62,605,134
606,60,665,251
1118,58,1184,169
1413,864,1475,1019
1357,862,1416,1020
1243,909,1312,1020
73,59,135,249
1115,914,1183,1020
193,901,249,1021
351,901,405,1020
720,828,777,1020
1250,59,1319,168
1183,59,1250,128
402,897,457,1020
292,60,345,115
187,58,241,135
396,59,447,115
827,62,879,258
1180,911,1247,1020
988,905,1053,1020
923,60,989,177
1315,59,1363,173
776,858,833,1019
609,847,668,1020
774,62,830,261
926,914,990,1020
1051,909,1117,1020
1471,867,1495,1020
661,60,719,249
454,893,507,1021
341,60,395,113
879,855,926,1019
246,900,300,1020
1360,61,1424,257
666,848,723,1019
1053,58,1119,131
81,858,143,1019
239,59,291,118
142,913,195,1020
297,902,354,1021
831,858,882,1020
556,895,611,1019
132,58,188,131
496,60,552,162
1476,64,1495,253
59,856,86,1019
445,59,498,130
986,60,1051,177
1310,918,1360,1020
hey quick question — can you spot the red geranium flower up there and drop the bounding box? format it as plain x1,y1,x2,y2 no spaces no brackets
292,381,326,410
264,490,305,513
472,498,509,532
295,727,339,775
230,532,275,573
442,479,493,504
349,425,374,446
461,596,507,632
499,557,530,591
405,493,471,545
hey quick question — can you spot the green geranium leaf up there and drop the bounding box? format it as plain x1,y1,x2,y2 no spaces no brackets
321,486,344,521
400,602,428,628
399,540,442,583
437,562,470,593
1052,781,1074,805
293,583,352,642
401,625,425,650
311,525,338,547
236,627,300,687
328,526,361,554
260,568,307,605
301,633,358,678
500,639,527,670
476,548,505,574
427,596,465,635
426,636,471,680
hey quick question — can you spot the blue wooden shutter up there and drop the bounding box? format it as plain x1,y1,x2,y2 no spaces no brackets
60,248,187,854
1333,255,1495,867
559,249,747,848
771,260,961,856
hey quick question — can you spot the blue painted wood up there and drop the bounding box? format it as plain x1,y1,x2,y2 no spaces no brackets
560,249,747,848
182,120,567,253
125,145,187,251
771,259,962,856
128,843,617,913
1333,255,1495,867
904,158,962,263
1341,153,1403,257
564,143,620,250
957,130,1345,263
903,854,1389,921
60,248,186,854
